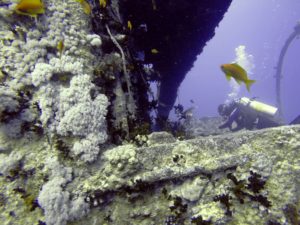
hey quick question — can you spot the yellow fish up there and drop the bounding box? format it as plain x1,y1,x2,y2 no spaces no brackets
127,20,132,31
151,48,159,54
15,0,45,17
152,0,157,10
99,0,107,8
57,39,64,58
76,0,91,14
221,63,255,92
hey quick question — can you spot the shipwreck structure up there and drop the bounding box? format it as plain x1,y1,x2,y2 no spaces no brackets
275,21,300,119
0,1,299,225
88,0,233,139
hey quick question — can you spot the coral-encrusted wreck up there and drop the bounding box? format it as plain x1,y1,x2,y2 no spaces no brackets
0,0,233,144
2,1,299,225
119,0,233,125
89,0,233,139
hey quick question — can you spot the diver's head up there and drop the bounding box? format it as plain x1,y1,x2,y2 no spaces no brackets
218,104,228,116
218,102,236,117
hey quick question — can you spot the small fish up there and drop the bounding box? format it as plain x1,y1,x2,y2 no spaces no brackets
127,64,135,71
151,48,159,54
99,0,107,8
127,20,132,31
182,107,194,119
221,63,255,92
152,0,157,10
76,0,91,15
57,39,64,58
174,104,194,120
15,0,45,17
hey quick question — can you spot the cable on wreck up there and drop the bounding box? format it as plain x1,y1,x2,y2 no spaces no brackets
275,21,300,118
105,24,136,114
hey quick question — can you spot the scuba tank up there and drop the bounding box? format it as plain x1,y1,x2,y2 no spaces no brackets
239,97,278,117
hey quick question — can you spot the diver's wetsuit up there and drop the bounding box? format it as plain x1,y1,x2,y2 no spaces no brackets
219,107,242,131
218,99,282,131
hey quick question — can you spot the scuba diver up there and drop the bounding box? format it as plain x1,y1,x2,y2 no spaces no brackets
218,97,283,131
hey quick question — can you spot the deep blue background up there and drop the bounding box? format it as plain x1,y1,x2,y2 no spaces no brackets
178,0,300,123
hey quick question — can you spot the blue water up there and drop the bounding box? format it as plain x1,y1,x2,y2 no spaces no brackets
179,0,300,124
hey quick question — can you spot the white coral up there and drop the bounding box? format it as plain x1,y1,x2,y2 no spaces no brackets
72,133,107,162
1,0,108,159
0,86,19,114
0,151,23,176
38,157,89,225
55,75,108,162
32,56,84,87
38,177,89,225
31,63,53,86
86,34,102,46
57,77,108,136
36,74,109,162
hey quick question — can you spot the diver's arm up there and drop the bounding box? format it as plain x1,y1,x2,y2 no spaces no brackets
219,107,239,129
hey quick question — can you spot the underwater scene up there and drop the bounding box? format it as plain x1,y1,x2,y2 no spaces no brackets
0,0,299,224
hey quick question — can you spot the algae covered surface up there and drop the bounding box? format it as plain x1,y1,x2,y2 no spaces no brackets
0,125,299,224
0,0,299,225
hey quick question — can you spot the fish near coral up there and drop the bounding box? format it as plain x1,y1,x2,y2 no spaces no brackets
151,48,159,54
15,0,45,17
99,0,107,8
152,0,157,10
127,20,133,31
221,63,255,92
57,39,64,58
76,0,91,15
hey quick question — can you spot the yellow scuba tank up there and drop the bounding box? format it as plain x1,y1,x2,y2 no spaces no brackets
239,97,278,117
